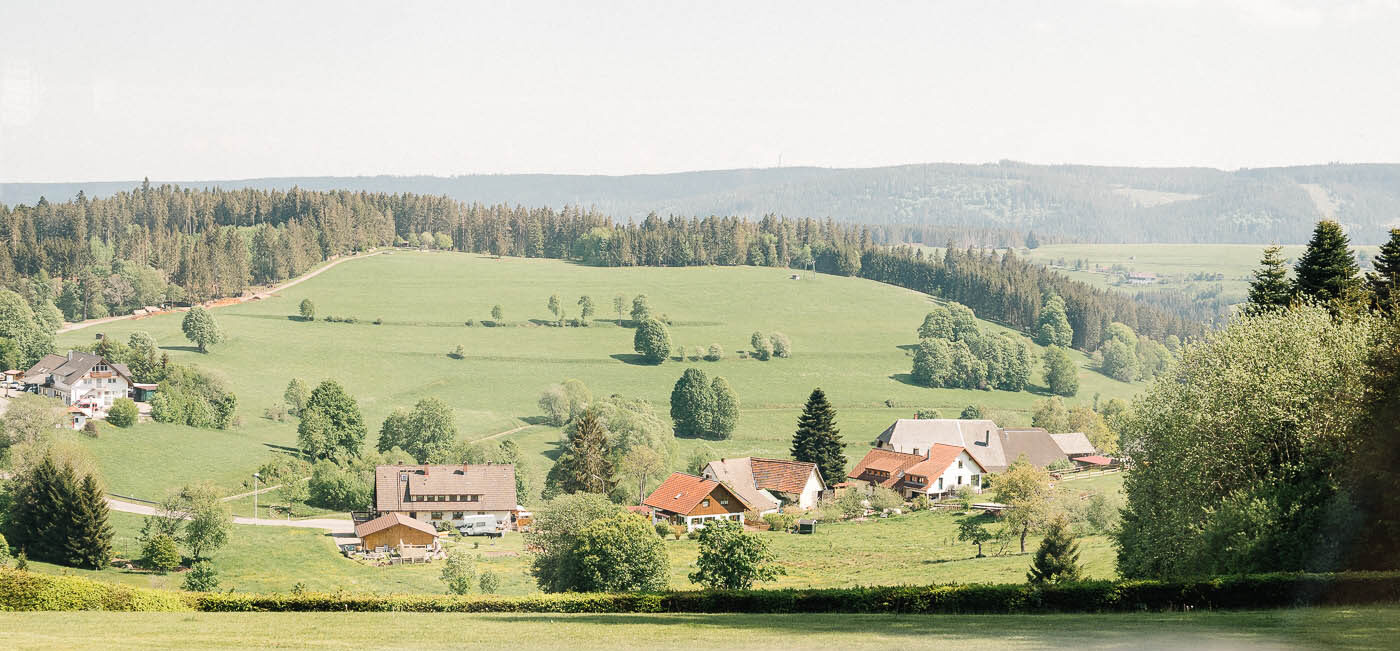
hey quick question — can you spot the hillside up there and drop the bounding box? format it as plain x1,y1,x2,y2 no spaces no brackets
6,162,1399,244
54,251,1141,501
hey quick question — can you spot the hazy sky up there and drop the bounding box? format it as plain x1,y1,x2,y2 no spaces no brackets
1,0,1397,181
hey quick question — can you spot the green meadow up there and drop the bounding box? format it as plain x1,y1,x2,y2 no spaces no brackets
57,251,1142,502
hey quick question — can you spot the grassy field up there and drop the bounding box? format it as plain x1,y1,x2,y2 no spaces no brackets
55,251,1143,502
29,474,1122,595
3,606,1398,649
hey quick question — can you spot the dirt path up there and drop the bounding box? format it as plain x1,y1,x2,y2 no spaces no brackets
57,249,386,334
106,497,355,534
473,423,537,443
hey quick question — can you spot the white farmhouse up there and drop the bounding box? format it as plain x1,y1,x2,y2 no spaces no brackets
847,444,987,499
701,457,826,515
21,351,133,418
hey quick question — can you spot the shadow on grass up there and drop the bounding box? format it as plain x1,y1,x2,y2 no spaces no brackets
262,443,305,455
517,415,553,426
159,345,205,353
888,373,925,388
895,344,920,353
609,353,659,366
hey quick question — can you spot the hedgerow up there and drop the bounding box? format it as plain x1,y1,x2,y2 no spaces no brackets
4,568,1398,613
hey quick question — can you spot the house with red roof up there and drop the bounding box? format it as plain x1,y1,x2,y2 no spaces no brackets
642,472,752,531
700,457,826,514
847,444,986,499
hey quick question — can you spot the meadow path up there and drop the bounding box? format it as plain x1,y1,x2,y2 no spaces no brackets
57,249,386,334
105,497,355,534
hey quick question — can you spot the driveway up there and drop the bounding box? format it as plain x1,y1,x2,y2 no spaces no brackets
105,497,355,535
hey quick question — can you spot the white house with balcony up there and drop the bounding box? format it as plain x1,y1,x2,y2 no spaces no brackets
21,351,134,418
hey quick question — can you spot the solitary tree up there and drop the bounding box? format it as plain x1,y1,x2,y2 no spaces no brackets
689,520,783,589
180,483,232,560
549,408,616,495
1034,295,1073,347
1245,245,1293,314
1027,514,1084,585
959,405,983,419
1294,220,1360,306
957,515,993,557
547,293,561,319
709,376,740,440
790,388,846,487
1043,347,1079,397
750,331,773,361
182,560,220,592
613,294,626,325
284,378,308,415
633,318,672,364
441,546,478,595
630,294,651,323
577,295,595,322
490,304,504,323
994,459,1052,553
769,332,792,358
669,368,715,437
555,513,669,592
297,380,367,459
181,306,223,353
298,298,315,321
107,398,138,427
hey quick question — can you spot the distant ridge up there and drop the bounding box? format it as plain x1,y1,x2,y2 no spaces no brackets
4,162,1397,244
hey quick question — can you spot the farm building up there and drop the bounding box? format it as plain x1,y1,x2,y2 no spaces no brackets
643,472,752,531
700,457,826,514
1050,432,1096,458
354,512,441,552
847,444,986,499
20,351,134,418
875,419,1070,473
373,463,520,529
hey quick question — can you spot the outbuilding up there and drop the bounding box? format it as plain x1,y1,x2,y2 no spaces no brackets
353,512,442,552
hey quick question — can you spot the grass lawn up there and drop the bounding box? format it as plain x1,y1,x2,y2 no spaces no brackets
55,251,1143,502
2,606,1398,649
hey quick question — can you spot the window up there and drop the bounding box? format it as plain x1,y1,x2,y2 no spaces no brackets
430,512,443,520
719,498,728,505
452,512,464,519
409,512,417,518
913,448,920,456
937,478,943,490
957,475,964,485
957,460,964,469
971,474,981,488
702,499,711,507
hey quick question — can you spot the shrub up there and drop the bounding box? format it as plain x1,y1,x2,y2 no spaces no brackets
669,525,686,541
655,523,671,538
762,512,798,533
0,568,191,611
704,343,724,361
107,398,138,427
910,495,932,511
1046,458,1074,472
464,319,475,327
479,571,501,594
868,487,903,512
143,534,181,573
769,332,792,358
82,421,100,437
373,318,383,325
182,561,220,592
835,490,867,519
750,332,772,361
689,520,783,590
914,408,941,419
450,345,465,360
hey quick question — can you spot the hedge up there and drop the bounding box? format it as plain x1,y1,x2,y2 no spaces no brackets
4,568,1398,613
0,569,190,611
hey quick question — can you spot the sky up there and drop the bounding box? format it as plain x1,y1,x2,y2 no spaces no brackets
1,0,1397,182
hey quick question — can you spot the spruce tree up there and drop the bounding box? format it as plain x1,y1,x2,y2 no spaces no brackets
1027,514,1083,586
1245,245,1293,314
555,408,616,495
1293,220,1360,305
1367,228,1400,313
790,388,846,486
7,455,63,562
64,474,114,569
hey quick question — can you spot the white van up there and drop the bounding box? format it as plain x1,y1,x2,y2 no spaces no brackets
456,514,500,536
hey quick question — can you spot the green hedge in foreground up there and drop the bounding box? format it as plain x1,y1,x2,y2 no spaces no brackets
3,569,1398,613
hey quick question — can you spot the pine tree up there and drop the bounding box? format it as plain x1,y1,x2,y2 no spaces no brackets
1026,514,1083,586
1294,220,1360,305
1367,228,1400,313
8,455,63,562
64,474,113,570
790,388,846,486
1246,245,1293,314
556,408,616,495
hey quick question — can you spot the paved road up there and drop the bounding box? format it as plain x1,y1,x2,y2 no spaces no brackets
105,497,355,534
58,249,385,334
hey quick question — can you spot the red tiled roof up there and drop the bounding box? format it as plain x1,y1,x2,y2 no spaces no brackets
1076,455,1114,466
625,505,652,515
643,472,750,515
354,512,440,539
374,464,518,513
749,457,822,494
903,444,979,479
847,448,924,484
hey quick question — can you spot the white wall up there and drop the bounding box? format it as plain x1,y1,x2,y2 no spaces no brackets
930,450,983,495
798,471,824,509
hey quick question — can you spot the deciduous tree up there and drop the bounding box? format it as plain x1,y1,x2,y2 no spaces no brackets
689,520,783,589
181,306,224,353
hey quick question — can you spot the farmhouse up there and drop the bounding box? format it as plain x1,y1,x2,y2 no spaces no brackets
354,512,442,552
1050,432,1096,459
643,472,752,531
700,457,825,514
373,463,519,529
847,444,986,499
20,351,134,417
875,419,1070,473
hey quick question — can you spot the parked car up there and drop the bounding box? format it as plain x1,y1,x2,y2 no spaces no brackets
456,514,502,537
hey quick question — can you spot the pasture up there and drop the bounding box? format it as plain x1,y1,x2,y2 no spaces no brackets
56,251,1142,502
2,606,1396,650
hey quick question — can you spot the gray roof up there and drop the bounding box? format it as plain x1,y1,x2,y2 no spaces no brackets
701,458,782,512
876,419,1005,472
1050,432,1096,456
1000,428,1071,470
22,351,130,387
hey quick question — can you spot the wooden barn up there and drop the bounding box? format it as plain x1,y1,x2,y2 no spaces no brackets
354,512,441,552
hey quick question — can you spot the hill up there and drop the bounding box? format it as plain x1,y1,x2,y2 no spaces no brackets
6,162,1399,244
53,251,1141,502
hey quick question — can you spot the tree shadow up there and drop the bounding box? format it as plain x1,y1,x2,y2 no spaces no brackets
518,415,553,426
1024,383,1054,396
610,353,658,366
888,373,924,388
159,345,204,353
262,443,304,455
896,344,920,353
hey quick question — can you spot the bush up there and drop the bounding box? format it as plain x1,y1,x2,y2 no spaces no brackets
107,398,138,427
0,569,190,611
143,534,181,573
704,343,724,361
182,561,220,592
762,512,797,533
749,332,772,361
910,495,932,511
82,421,100,437
479,571,501,594
769,332,792,358
868,487,903,512
655,523,671,538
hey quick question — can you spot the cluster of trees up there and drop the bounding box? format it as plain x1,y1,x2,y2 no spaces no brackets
541,386,677,505
910,303,1033,391
543,293,596,327
78,330,239,431
861,247,1199,351
748,331,791,361
1030,396,1126,455
1116,303,1400,578
669,368,739,440
137,482,232,584
1093,322,1173,383
3,454,112,569
1246,223,1400,316
525,492,782,593
0,287,58,369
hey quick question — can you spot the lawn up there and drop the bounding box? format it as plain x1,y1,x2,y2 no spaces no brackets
2,606,1398,649
55,251,1143,502
28,475,1124,595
